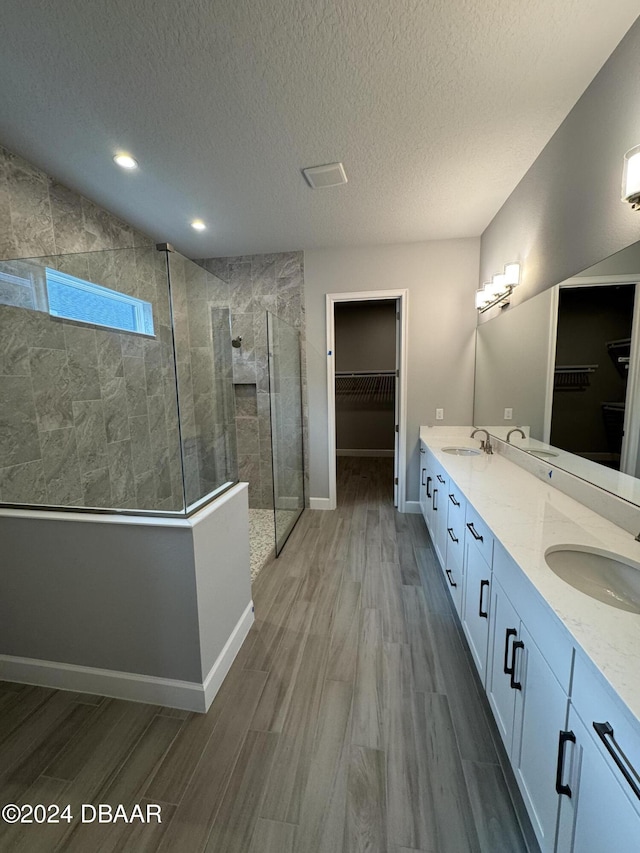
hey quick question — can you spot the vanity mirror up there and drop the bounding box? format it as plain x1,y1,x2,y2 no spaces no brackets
473,240,640,507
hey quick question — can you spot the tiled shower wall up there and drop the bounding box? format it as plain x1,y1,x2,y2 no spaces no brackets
199,253,308,509
0,249,184,510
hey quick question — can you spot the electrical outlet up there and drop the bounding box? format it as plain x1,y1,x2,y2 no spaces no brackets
435,408,444,420
504,407,513,420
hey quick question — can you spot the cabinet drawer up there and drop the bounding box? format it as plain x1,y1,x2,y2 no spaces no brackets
446,479,466,568
464,502,494,568
572,651,640,810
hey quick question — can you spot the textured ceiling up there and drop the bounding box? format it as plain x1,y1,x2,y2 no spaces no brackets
0,0,638,257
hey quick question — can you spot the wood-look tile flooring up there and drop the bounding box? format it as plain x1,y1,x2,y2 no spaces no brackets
0,457,531,852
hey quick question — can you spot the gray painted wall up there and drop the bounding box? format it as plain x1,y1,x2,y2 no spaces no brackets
480,17,640,313
304,239,480,502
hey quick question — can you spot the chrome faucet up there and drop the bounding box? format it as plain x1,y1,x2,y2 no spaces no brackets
506,427,526,444
471,428,493,454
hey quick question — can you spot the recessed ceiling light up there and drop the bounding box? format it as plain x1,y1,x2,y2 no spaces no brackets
113,153,138,170
191,219,206,231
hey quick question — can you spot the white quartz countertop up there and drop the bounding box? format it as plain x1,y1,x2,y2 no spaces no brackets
420,426,640,723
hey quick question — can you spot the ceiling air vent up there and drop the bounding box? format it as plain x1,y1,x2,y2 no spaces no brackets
302,162,348,189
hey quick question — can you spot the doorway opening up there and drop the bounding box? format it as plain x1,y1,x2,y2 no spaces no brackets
326,290,408,511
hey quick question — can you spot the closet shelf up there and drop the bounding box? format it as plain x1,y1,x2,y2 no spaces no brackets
335,371,395,407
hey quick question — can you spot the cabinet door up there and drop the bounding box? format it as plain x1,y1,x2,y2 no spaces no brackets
486,580,520,752
431,476,448,566
557,707,640,853
419,443,428,520
512,624,569,852
461,539,491,686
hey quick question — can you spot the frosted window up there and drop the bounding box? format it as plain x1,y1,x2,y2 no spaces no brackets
46,269,154,336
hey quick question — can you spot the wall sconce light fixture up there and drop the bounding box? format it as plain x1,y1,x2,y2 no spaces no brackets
475,262,520,313
622,145,640,209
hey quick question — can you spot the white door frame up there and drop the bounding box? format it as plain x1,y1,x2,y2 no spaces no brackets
326,289,409,512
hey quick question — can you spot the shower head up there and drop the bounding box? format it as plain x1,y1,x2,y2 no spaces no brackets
231,336,243,348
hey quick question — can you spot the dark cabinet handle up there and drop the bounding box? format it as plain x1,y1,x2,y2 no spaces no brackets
510,640,524,690
448,493,460,506
555,730,576,797
426,476,432,498
593,722,640,801
437,474,445,484
422,468,427,486
420,447,425,454
447,527,458,543
445,568,457,588
503,628,517,675
433,488,438,511
467,522,483,542
479,579,489,618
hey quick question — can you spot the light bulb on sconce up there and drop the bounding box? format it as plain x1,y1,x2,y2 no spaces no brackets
476,263,520,313
622,145,640,209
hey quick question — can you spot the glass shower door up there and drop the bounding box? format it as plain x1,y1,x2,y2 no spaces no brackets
267,311,304,554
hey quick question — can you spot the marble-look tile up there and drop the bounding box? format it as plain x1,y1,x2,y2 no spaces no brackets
135,468,158,508
144,340,164,398
148,394,169,451
201,257,230,283
254,306,272,348
107,439,137,509
0,184,17,260
184,454,202,507
231,312,256,356
251,254,277,297
0,459,46,504
184,260,208,301
41,427,82,506
102,377,130,443
236,417,260,456
65,324,101,401
129,415,154,476
48,179,88,255
81,466,112,508
0,375,41,467
0,307,31,375
235,384,258,417
82,198,132,252
229,263,255,313
233,360,258,384
5,152,56,257
29,346,74,431
73,400,108,473
96,330,124,384
156,447,173,501
275,252,302,280
120,333,145,359
123,355,148,418
187,299,211,348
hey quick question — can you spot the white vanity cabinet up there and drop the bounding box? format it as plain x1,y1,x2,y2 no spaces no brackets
422,449,449,567
556,655,640,852
419,440,429,520
461,504,494,686
442,478,466,614
486,544,574,852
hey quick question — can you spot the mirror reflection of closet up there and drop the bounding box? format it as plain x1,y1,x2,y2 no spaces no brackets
551,284,634,472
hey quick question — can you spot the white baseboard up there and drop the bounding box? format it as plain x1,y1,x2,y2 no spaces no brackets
404,500,422,514
0,601,255,714
202,600,254,710
336,449,394,457
310,497,335,510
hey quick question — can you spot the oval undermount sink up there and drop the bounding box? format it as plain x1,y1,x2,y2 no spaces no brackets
545,546,640,614
441,446,481,456
528,449,559,458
